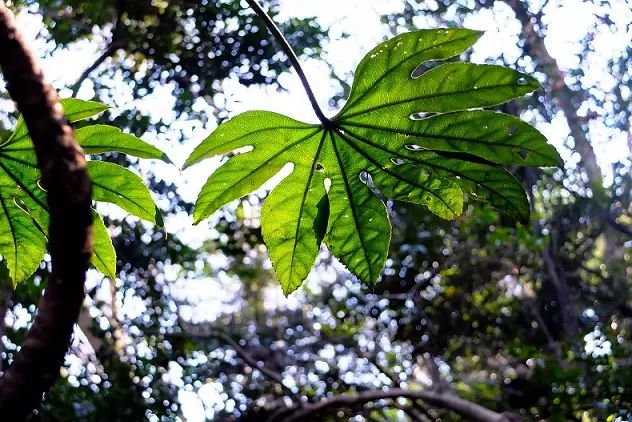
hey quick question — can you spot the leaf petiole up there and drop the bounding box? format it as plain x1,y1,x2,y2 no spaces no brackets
245,0,331,127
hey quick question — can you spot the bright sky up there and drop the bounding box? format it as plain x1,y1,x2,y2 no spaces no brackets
7,0,632,420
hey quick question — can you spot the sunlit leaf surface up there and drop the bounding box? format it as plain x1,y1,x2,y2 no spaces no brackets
0,99,166,285
186,28,561,294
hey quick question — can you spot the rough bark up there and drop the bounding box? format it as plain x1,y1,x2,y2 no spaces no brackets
0,2,93,418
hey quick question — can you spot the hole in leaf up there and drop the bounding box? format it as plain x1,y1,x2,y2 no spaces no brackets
359,171,369,184
324,178,332,193
13,197,29,214
391,158,406,166
315,162,324,172
421,168,431,177
37,179,47,192
518,149,529,159
405,144,427,151
507,125,518,136
410,112,433,120
412,60,440,78
516,77,528,86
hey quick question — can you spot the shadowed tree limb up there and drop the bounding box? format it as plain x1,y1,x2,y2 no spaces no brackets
503,0,603,186
282,388,521,422
70,0,124,96
0,2,93,418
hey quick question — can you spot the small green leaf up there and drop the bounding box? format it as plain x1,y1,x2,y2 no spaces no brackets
61,98,110,122
9,98,108,143
184,111,317,170
185,28,560,293
342,111,562,168
260,131,329,294
0,182,47,286
91,210,116,279
88,161,157,224
417,154,530,223
191,113,318,224
154,205,165,228
340,63,539,120
76,125,172,162
344,28,483,114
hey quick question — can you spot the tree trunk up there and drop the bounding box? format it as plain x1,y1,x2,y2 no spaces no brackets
0,2,93,418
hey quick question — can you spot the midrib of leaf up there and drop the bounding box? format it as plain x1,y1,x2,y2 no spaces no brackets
344,126,504,176
0,160,49,213
92,179,148,211
0,152,38,169
341,82,527,120
342,32,478,113
329,131,375,282
92,254,109,274
341,126,522,214
288,130,327,279
0,192,19,278
91,236,111,275
341,120,553,162
0,146,38,152
0,133,28,149
342,123,501,167
335,128,458,214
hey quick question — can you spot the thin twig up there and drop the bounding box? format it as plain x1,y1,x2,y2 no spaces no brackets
174,323,301,402
244,0,330,126
71,0,124,95
71,41,122,96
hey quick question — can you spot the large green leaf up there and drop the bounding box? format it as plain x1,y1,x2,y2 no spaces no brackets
0,98,165,285
185,28,562,294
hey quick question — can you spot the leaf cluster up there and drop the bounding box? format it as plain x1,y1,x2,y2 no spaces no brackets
0,99,167,284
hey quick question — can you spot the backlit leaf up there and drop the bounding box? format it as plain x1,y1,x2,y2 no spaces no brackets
88,161,157,224
77,125,171,163
0,99,166,285
92,210,116,279
186,28,561,293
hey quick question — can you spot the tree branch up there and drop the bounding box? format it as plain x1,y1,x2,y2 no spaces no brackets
70,40,122,96
282,388,520,422
174,323,300,402
71,0,124,96
503,0,603,188
0,2,93,417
